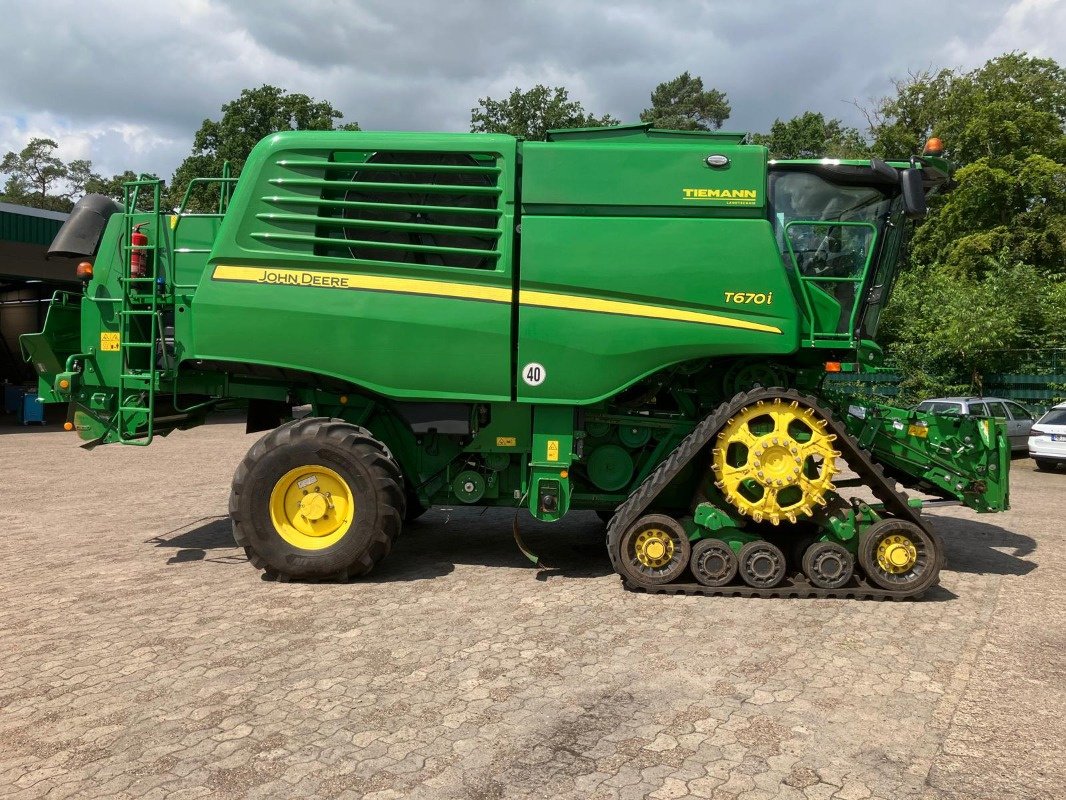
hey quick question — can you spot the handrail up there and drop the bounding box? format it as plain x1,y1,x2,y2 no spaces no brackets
783,220,878,346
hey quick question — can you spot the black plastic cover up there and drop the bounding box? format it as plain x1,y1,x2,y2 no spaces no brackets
47,193,122,258
396,403,472,436
900,168,928,219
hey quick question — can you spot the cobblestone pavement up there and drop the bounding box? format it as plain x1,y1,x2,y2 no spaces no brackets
1,420,1063,800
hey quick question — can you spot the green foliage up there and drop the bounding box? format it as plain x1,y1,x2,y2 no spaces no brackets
750,112,868,159
1042,281,1066,348
470,85,617,140
871,53,1066,393
85,169,165,210
912,154,1065,276
869,54,1065,162
879,261,1058,399
639,72,730,131
170,85,356,211
866,69,954,160
0,137,101,212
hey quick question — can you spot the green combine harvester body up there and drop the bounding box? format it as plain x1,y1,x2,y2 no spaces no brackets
24,124,1010,598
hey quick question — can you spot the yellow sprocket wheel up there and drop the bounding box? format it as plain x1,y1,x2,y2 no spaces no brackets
712,398,840,524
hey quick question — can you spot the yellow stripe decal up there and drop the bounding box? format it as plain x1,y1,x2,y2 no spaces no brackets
520,289,782,334
212,265,512,303
212,265,781,334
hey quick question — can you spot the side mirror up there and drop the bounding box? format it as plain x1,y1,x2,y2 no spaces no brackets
901,168,927,219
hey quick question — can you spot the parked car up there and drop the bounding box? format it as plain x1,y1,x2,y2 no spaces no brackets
913,396,1034,452
1028,402,1066,471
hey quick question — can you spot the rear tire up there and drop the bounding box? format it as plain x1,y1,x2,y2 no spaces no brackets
1034,458,1058,472
231,417,404,581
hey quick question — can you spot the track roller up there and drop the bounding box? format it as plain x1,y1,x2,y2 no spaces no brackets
858,518,941,592
737,540,787,588
618,514,691,585
801,541,854,589
690,538,738,587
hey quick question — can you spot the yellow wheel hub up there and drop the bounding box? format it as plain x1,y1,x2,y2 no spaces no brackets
269,464,355,550
876,534,917,573
634,528,675,568
712,398,840,525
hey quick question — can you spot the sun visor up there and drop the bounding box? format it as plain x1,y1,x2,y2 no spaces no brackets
47,194,122,259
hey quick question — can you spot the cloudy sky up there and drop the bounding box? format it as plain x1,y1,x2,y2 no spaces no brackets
1,0,1063,181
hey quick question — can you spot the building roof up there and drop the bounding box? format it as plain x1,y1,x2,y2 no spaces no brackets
0,201,75,284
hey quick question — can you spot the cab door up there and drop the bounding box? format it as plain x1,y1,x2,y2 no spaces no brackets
1005,401,1035,448
983,401,1021,450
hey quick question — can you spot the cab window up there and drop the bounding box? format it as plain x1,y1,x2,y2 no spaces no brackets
918,401,963,415
985,401,1008,419
1005,402,1032,421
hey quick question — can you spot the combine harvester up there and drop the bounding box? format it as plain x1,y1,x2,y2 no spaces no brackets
24,125,1009,598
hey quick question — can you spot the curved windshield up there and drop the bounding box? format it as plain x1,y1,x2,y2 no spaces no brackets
769,171,892,276
768,169,896,340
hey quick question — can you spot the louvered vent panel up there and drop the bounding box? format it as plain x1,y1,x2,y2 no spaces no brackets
258,151,504,269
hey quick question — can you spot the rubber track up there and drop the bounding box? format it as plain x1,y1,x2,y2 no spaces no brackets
621,576,916,601
605,387,941,600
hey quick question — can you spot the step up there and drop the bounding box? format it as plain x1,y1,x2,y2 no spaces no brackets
120,378,155,387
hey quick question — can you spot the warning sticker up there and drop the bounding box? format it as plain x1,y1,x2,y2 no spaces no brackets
546,440,560,462
496,436,517,447
100,332,120,352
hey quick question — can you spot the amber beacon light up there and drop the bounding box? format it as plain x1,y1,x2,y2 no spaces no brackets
922,137,944,156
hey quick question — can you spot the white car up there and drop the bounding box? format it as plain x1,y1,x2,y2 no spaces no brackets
1029,402,1066,472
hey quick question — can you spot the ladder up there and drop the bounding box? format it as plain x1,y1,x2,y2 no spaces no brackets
116,180,168,445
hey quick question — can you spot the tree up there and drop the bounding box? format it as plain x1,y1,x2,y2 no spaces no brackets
470,85,617,140
170,85,358,210
85,170,165,210
910,154,1065,277
751,112,868,159
0,137,98,211
639,72,730,131
865,68,954,160
868,53,1066,398
868,54,1066,163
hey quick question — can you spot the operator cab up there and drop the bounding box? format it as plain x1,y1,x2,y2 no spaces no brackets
767,161,904,346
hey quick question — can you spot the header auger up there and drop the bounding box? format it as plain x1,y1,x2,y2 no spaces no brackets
25,123,1009,598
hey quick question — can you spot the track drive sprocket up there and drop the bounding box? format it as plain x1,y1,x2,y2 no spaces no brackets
712,398,840,524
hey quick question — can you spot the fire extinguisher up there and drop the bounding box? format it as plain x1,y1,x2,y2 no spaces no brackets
130,224,149,279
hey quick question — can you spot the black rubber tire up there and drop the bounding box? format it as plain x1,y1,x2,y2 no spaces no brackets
1034,458,1058,472
230,417,405,581
801,541,855,589
857,518,942,593
596,508,616,525
737,541,787,588
690,538,739,587
617,514,691,585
